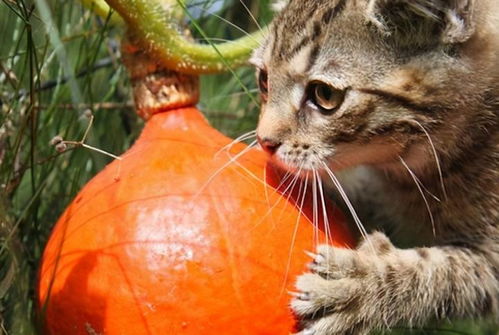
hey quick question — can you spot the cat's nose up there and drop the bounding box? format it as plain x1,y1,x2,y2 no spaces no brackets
257,136,281,154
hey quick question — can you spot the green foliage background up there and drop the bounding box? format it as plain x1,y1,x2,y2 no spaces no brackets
0,0,496,334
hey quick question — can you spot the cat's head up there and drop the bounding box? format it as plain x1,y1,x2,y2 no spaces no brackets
251,0,497,174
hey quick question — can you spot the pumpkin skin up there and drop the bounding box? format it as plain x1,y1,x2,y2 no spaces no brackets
37,107,353,334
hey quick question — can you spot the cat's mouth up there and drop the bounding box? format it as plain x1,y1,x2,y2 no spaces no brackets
263,139,403,173
262,143,335,173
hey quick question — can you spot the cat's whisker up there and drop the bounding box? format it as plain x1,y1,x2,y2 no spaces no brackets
316,170,331,247
229,158,264,187
192,140,257,202
312,169,319,247
399,156,437,237
276,165,305,227
279,166,303,210
404,169,441,203
413,119,448,201
204,88,260,101
227,150,305,195
268,165,303,227
259,164,302,225
321,162,374,254
263,161,271,209
187,3,263,46
195,37,241,43
316,169,333,297
214,130,256,157
275,169,294,193
237,0,264,33
281,167,308,297
250,165,302,231
298,173,310,225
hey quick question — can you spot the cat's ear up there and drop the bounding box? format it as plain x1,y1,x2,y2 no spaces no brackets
366,0,476,45
272,0,289,12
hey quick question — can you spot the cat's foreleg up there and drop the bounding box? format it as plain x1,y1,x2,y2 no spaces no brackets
291,232,498,335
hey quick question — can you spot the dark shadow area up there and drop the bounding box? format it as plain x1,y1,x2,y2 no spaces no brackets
40,252,106,335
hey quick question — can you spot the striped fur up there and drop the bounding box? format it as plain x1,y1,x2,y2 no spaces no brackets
252,0,498,334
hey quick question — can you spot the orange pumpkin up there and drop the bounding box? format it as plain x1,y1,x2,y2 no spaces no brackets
37,107,353,334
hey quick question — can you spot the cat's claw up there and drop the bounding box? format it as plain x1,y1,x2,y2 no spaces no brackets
288,290,310,300
291,232,395,334
304,250,319,260
296,329,315,335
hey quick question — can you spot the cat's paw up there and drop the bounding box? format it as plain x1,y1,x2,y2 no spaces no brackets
291,232,394,335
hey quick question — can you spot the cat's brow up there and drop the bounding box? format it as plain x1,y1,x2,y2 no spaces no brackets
272,0,347,63
358,88,437,114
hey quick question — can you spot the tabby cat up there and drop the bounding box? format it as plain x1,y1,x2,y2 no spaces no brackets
250,0,498,334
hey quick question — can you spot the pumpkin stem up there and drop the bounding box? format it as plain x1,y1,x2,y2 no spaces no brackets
80,0,124,25
93,0,266,74
122,36,200,119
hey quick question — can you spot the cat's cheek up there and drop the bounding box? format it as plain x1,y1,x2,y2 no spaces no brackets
330,141,403,169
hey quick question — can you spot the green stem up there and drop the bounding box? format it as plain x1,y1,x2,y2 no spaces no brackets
104,0,266,74
80,0,124,25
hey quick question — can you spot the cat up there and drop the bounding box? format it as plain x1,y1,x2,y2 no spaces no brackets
250,0,498,334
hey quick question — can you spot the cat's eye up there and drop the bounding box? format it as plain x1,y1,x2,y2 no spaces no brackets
308,82,345,113
258,69,268,101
